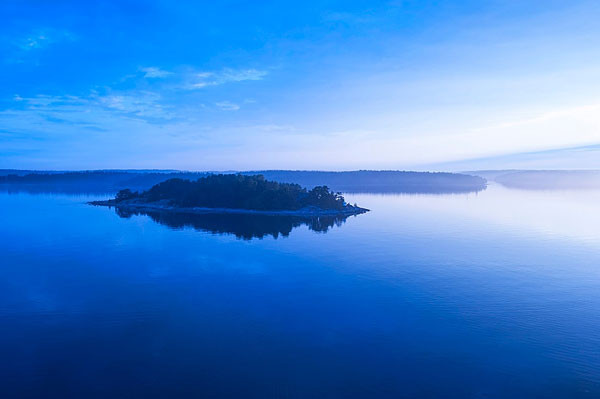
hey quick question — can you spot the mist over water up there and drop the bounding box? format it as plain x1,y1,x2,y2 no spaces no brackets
1,185,600,397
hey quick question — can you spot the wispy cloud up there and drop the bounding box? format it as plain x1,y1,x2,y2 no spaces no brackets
1,62,271,168
219,68,268,82
322,10,380,25
215,101,240,111
14,29,75,51
5,29,76,64
11,89,173,124
139,66,172,78
18,33,51,50
190,81,211,89
118,66,267,89
5,63,267,123
187,68,268,89
94,91,173,119
13,94,86,108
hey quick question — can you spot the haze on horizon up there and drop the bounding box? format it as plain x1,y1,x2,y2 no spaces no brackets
1,1,600,171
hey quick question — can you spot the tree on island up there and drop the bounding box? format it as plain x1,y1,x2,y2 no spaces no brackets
116,188,137,201
113,174,351,211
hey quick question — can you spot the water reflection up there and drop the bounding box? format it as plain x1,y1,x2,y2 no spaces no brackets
0,184,115,196
2,189,600,397
114,207,352,239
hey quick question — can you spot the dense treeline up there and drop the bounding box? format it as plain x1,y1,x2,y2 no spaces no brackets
0,171,210,194
116,174,347,211
0,169,487,194
245,170,487,193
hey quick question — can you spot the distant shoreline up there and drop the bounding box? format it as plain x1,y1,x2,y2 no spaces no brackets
1,170,487,195
89,200,370,217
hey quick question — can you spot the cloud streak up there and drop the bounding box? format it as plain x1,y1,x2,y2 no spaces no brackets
140,67,172,78
9,89,174,126
3,62,268,137
18,33,51,50
187,68,268,89
215,101,240,111
13,29,75,51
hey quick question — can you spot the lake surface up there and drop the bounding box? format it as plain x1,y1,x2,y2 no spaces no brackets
1,184,600,398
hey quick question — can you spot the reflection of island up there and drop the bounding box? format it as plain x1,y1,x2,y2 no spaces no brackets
114,207,352,240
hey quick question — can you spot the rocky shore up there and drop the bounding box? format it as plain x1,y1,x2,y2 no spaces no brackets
89,199,369,217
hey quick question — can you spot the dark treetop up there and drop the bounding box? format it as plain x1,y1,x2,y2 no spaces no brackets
92,174,368,215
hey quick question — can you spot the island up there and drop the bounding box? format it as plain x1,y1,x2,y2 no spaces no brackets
90,174,369,216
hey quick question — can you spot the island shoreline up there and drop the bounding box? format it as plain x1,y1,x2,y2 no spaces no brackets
89,200,369,217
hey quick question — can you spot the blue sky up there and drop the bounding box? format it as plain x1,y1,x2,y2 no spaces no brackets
1,0,600,170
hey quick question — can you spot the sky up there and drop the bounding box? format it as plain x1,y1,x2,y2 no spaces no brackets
1,0,600,171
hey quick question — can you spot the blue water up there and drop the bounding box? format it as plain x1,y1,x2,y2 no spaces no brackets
1,185,600,398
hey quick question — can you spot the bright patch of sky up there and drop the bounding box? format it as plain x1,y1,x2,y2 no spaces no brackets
1,0,599,170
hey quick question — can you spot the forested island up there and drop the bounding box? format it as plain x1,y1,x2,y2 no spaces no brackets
90,174,369,216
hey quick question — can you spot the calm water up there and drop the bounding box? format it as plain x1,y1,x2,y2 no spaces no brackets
1,185,600,398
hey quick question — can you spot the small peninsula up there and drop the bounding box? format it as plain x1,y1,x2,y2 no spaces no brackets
90,174,369,216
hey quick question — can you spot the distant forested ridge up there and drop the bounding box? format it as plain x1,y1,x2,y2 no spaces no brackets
93,174,367,214
243,170,487,193
0,169,487,194
0,170,210,194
